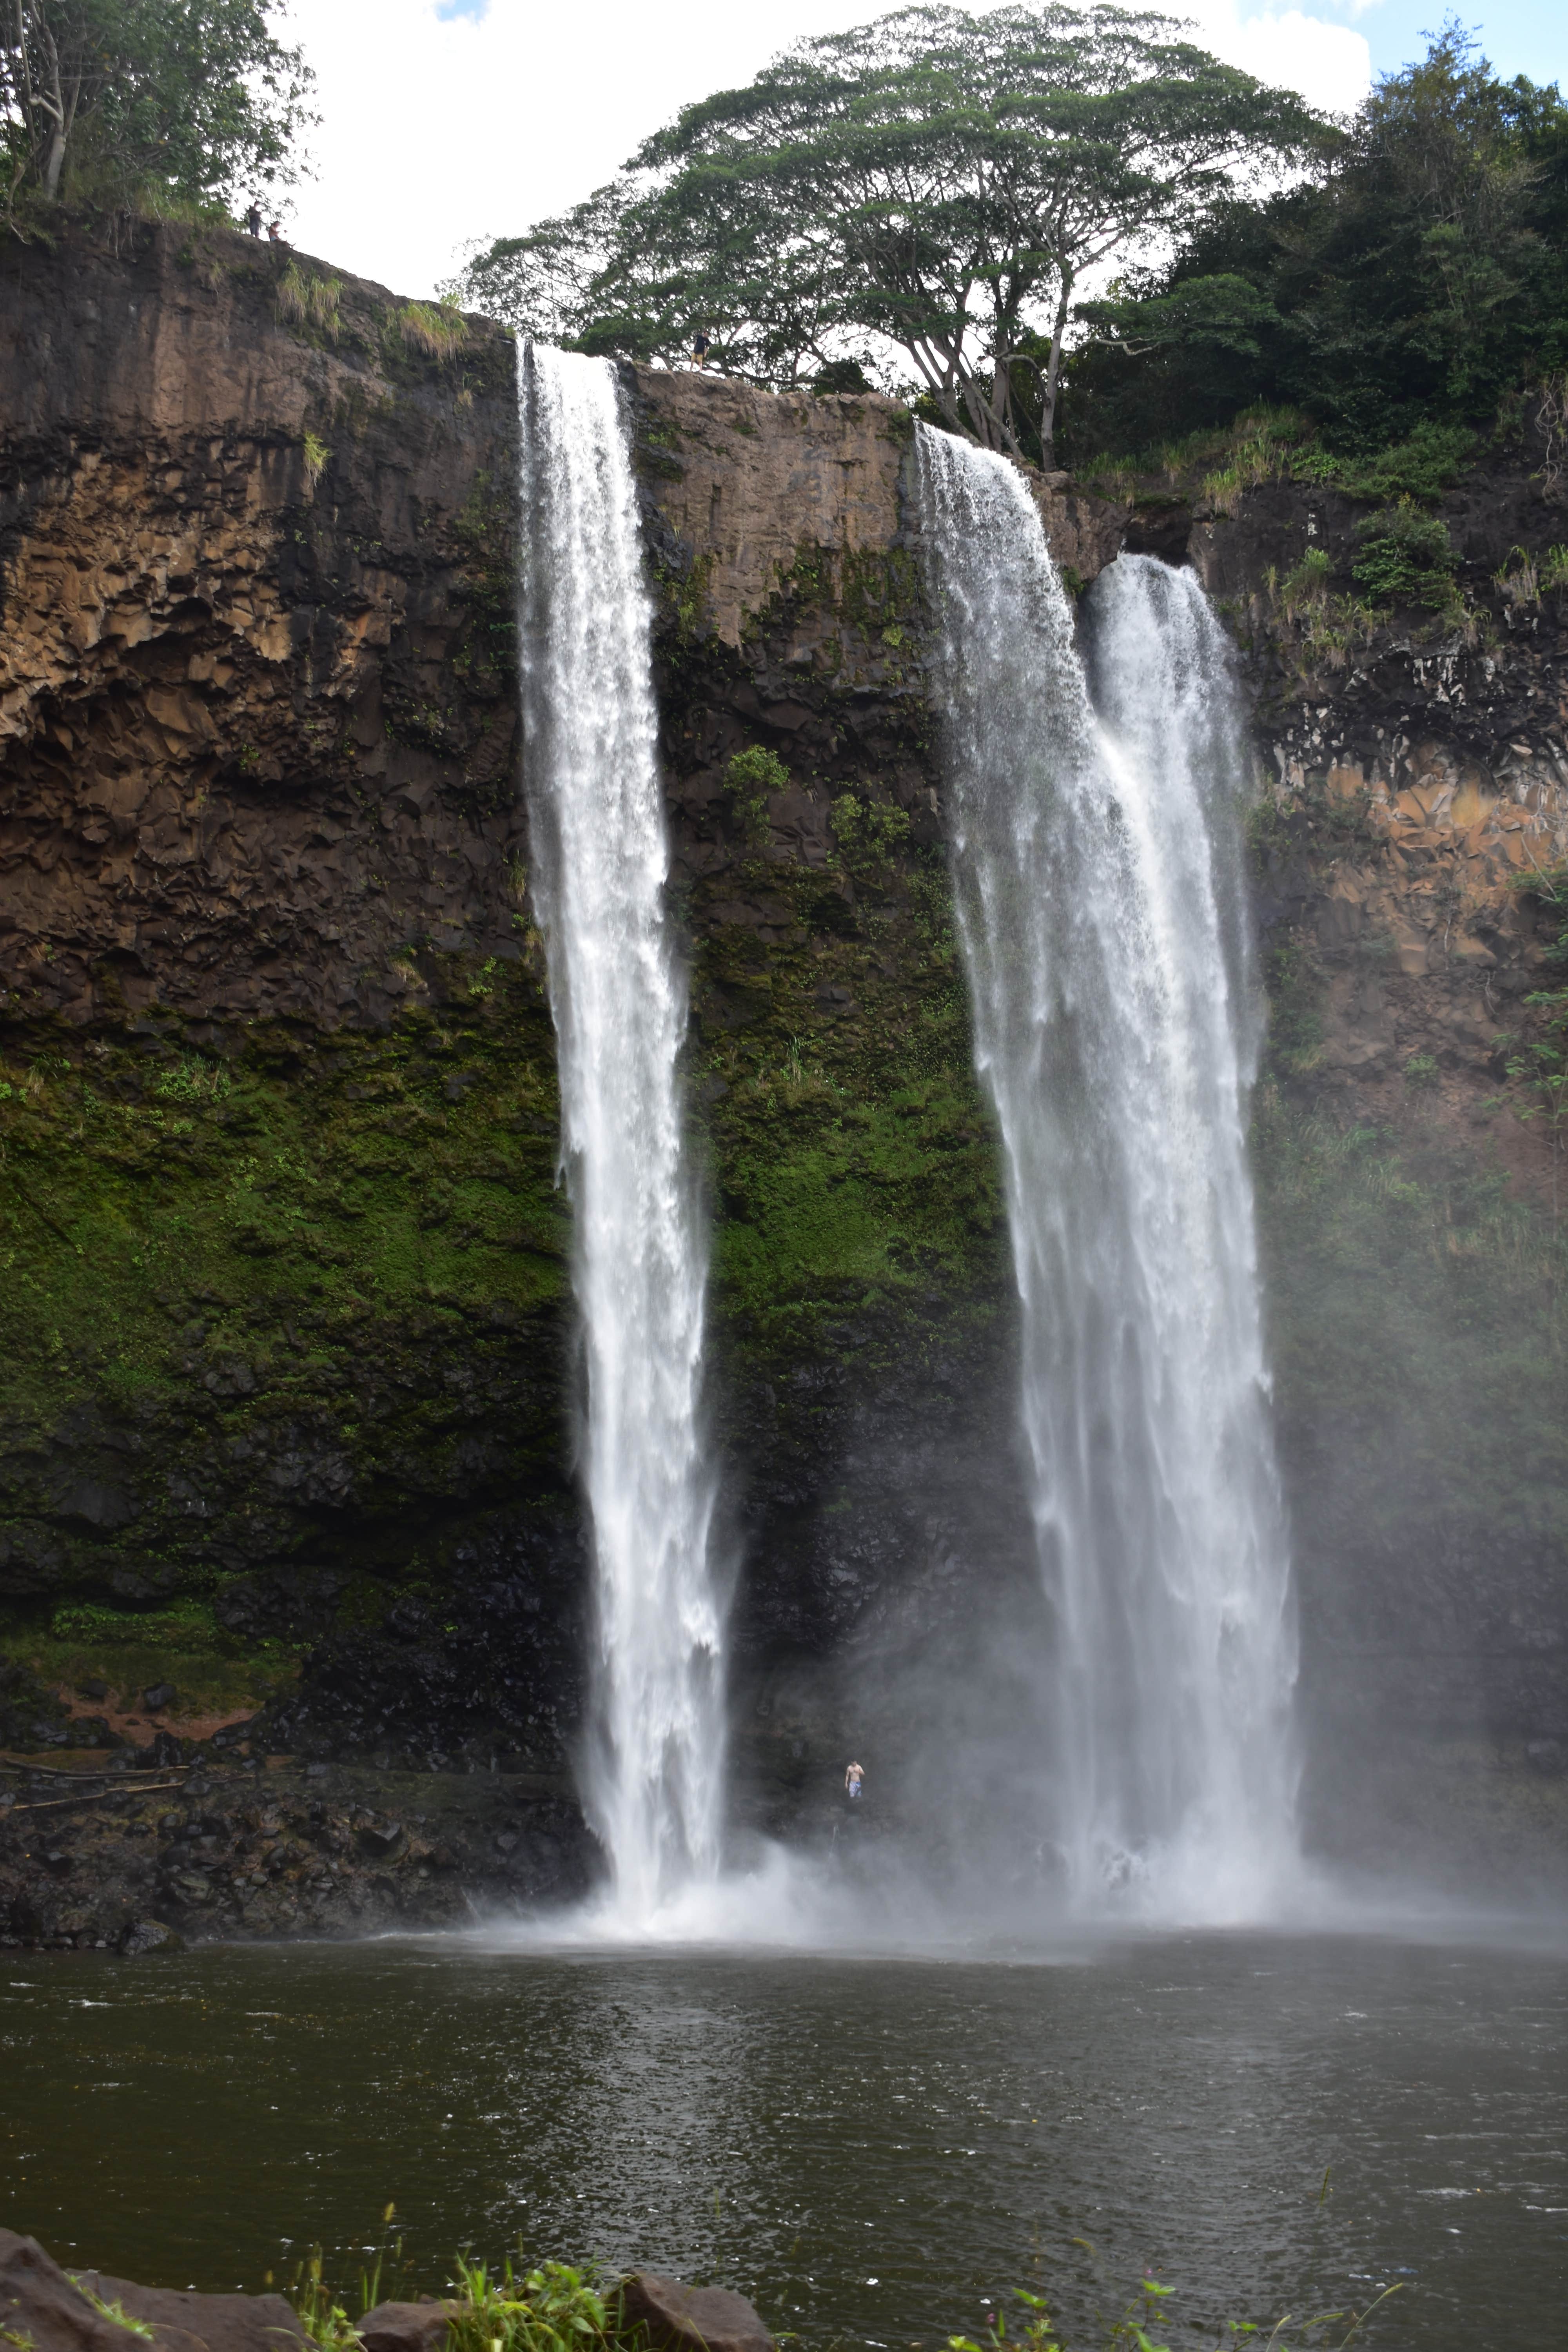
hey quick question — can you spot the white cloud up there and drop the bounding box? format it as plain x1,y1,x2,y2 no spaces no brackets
279,0,1371,300
1200,3,1371,115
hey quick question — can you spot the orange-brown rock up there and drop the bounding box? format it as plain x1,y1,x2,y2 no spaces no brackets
0,216,525,1029
622,364,1126,649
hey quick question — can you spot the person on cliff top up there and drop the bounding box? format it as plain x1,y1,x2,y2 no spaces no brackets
691,328,712,368
245,202,262,237
267,219,285,243
845,1760,864,1801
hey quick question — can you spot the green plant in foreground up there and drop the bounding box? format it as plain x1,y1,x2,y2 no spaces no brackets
287,2256,361,2352
283,2232,643,2352
950,2276,1404,2352
69,2290,154,2342
445,2255,630,2352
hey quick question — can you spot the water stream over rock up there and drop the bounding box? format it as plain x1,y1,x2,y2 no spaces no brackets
916,428,1298,1916
517,345,723,1919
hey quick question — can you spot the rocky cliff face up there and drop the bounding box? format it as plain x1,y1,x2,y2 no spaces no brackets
0,220,526,1027
0,222,585,1889
1189,446,1568,1870
1,219,1563,1946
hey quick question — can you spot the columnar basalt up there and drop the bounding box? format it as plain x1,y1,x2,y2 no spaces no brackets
0,219,525,1028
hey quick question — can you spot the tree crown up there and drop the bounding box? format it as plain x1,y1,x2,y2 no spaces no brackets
456,4,1330,456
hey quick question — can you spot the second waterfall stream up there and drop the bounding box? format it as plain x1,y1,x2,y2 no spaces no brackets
517,343,724,1924
915,425,1299,1916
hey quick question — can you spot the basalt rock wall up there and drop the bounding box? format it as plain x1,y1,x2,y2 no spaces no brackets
1186,444,1568,1872
0,219,1563,1930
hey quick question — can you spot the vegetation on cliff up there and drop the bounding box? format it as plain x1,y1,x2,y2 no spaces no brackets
0,962,575,1733
1071,29,1568,464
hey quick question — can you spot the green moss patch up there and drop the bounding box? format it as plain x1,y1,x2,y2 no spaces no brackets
697,863,1007,1367
0,959,571,1612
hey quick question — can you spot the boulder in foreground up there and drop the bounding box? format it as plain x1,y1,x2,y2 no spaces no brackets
358,2301,457,2352
616,2273,775,2352
0,2233,312,2352
71,2269,311,2352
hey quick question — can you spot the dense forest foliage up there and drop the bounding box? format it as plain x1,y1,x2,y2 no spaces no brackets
0,0,312,223
1067,26,1568,465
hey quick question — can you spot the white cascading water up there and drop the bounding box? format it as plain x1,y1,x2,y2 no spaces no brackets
517,343,724,1920
915,426,1298,1917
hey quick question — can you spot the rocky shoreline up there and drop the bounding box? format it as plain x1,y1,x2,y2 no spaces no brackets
0,1747,592,1952
0,2233,777,2352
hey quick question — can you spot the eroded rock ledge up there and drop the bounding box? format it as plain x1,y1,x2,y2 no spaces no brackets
1,217,524,1031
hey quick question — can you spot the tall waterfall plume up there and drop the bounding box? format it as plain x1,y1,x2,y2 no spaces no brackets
915,427,1297,1916
517,344,724,1918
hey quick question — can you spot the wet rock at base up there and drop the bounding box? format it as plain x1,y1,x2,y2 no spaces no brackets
358,2300,457,2352
118,1918,182,1957
0,2238,307,2352
356,1819,406,1860
616,2274,775,2352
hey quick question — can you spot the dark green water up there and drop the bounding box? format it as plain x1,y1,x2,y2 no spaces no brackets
3,1928,1564,2350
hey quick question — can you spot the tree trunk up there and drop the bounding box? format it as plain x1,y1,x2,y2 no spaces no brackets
42,123,67,198
34,13,69,200
1037,275,1074,468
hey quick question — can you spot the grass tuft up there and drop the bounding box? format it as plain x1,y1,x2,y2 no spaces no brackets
397,301,468,359
276,264,343,336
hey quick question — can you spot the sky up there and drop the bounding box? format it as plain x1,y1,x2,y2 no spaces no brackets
274,0,1568,301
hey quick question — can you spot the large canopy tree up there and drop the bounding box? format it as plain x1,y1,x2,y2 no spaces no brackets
1,0,313,222
457,4,1330,460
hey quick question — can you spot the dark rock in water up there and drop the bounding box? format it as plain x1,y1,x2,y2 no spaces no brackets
358,2301,457,2352
142,1685,176,1713
616,2274,775,2352
72,2270,310,2352
118,1918,182,1958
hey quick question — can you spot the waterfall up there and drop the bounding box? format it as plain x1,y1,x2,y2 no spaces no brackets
915,426,1297,1916
517,344,724,1918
